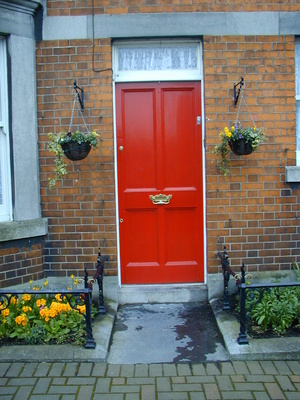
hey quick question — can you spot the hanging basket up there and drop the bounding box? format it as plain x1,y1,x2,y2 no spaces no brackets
61,141,91,161
229,138,254,156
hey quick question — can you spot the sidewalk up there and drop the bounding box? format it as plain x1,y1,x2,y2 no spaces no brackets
1,360,299,399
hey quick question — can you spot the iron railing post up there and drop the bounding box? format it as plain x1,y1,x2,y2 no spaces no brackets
237,264,249,345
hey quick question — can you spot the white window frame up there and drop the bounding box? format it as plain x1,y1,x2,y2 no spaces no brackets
113,39,203,82
296,38,300,166
0,37,12,222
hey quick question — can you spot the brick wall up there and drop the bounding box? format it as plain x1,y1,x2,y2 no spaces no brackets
45,0,300,16
35,2,300,280
0,237,45,288
204,35,300,273
37,38,117,278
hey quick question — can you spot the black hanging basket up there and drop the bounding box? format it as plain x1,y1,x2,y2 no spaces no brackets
61,141,91,161
229,138,254,156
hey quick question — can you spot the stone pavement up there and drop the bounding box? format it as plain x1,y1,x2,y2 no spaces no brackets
0,360,299,399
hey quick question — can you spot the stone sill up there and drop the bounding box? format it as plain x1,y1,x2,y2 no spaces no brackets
285,166,300,183
0,218,48,242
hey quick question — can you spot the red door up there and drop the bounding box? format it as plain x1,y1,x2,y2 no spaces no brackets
116,82,204,284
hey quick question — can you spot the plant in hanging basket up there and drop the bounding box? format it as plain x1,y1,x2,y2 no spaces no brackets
213,125,266,176
47,130,100,189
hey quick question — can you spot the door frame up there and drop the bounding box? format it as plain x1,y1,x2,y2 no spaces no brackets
112,39,207,286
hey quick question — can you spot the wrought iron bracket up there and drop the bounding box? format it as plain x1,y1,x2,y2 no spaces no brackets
234,76,244,107
74,80,84,110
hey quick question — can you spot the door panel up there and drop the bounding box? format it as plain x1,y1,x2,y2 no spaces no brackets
116,82,204,284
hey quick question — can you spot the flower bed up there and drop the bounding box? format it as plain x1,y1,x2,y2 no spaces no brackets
0,280,97,346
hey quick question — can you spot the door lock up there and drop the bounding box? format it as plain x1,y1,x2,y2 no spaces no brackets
119,146,124,151
197,116,201,125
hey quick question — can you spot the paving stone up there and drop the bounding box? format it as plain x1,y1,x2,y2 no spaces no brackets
125,394,140,400
163,364,177,377
48,385,78,395
0,363,11,377
34,363,52,377
77,385,95,399
276,375,296,391
221,392,253,399
172,377,186,384
32,377,52,394
190,393,206,400
77,363,93,377
287,361,300,375
187,376,215,384
52,378,67,385
13,386,34,400
29,395,60,400
127,377,155,385
110,385,140,393
232,361,250,375
107,364,121,377
172,383,202,392
265,382,286,400
219,362,235,375
0,386,18,395
246,375,275,383
67,377,96,386
206,363,221,376
273,361,292,375
177,364,192,376
94,377,111,393
285,393,300,400
5,363,24,377
260,361,278,375
246,361,264,375
141,384,155,400
63,363,78,377
134,364,149,377
92,363,107,377
20,363,38,377
149,364,163,377
157,376,171,392
253,392,271,400
216,375,234,391
7,377,37,386
121,364,134,377
112,377,126,385
203,383,221,400
192,363,206,376
158,392,189,400
234,382,265,391
61,396,76,400
49,363,65,377
93,395,123,400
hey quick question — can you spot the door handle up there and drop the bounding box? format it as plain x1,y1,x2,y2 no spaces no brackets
149,194,172,205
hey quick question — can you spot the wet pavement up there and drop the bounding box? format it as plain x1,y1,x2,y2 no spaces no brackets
107,302,229,364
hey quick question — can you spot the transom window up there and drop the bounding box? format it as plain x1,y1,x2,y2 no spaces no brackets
113,40,202,82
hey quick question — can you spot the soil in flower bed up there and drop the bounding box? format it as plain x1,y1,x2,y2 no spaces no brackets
226,293,300,340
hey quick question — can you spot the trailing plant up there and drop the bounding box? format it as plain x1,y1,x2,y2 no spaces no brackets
47,130,100,189
213,125,266,176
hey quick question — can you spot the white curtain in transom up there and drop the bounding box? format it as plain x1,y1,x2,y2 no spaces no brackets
114,40,202,82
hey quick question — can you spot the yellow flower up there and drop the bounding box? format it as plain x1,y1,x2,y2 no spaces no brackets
55,294,63,302
1,308,9,317
22,294,31,302
29,279,33,284
15,314,28,326
92,131,99,136
22,306,32,313
225,131,232,138
74,279,78,286
36,298,47,308
70,274,74,280
219,131,223,139
231,126,235,131
44,280,49,287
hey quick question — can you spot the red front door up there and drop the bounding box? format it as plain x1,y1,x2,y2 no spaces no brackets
116,82,204,284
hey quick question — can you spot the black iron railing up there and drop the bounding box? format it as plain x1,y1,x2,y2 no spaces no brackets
0,285,95,348
0,247,107,349
217,246,300,345
237,266,300,345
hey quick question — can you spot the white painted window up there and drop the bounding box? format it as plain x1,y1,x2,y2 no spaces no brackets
113,40,202,82
296,38,300,166
0,38,12,221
